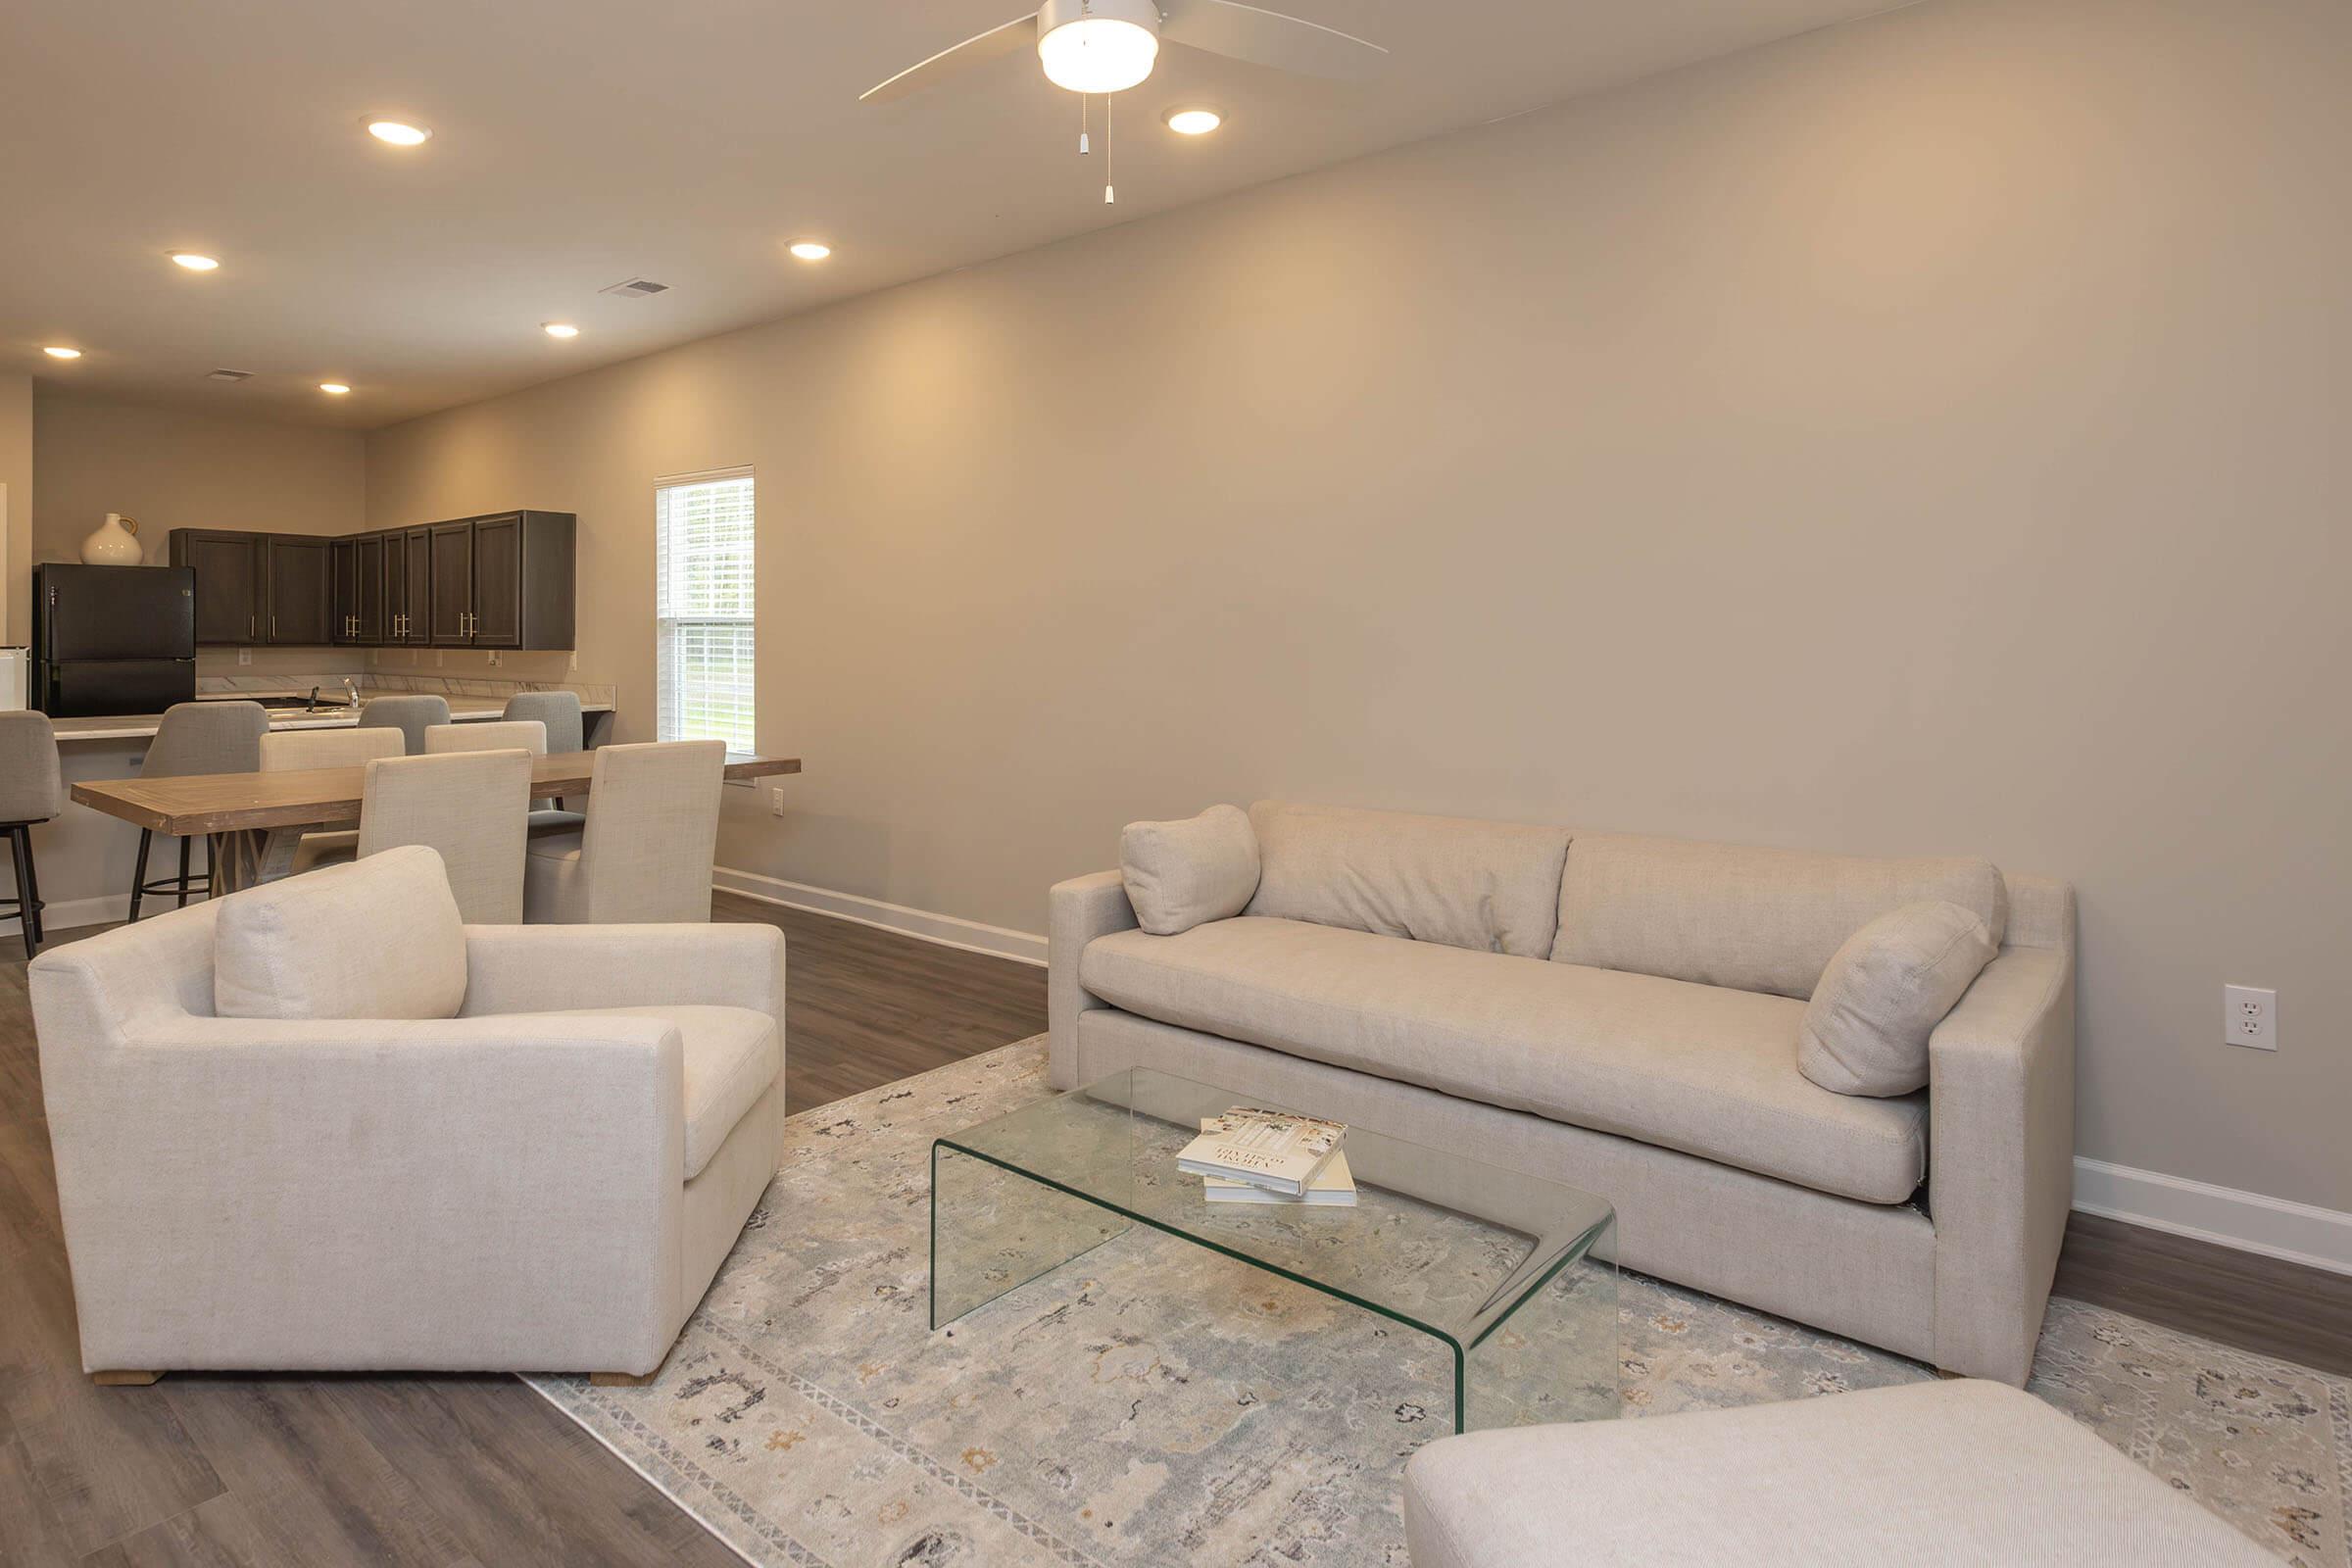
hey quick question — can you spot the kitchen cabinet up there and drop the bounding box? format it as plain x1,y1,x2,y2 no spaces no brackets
330,534,387,644
265,536,333,646
427,512,573,650
167,514,573,650
167,530,264,645
382,527,431,644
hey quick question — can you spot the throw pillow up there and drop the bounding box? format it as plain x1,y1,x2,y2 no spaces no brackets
215,845,469,1020
1121,805,1260,936
1798,901,1996,1097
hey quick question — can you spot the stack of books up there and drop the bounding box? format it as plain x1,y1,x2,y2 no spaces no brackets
1177,1106,1356,1206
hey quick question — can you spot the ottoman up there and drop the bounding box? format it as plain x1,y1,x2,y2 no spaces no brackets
1401,1380,2274,1567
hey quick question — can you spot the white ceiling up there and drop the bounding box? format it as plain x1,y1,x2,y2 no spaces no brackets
3,0,1898,430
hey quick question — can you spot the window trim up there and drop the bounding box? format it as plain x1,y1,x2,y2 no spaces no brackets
654,466,757,759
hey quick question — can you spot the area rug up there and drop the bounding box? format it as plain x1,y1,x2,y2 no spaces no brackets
527,1039,2348,1568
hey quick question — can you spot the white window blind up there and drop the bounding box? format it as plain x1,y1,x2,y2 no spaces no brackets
655,469,756,753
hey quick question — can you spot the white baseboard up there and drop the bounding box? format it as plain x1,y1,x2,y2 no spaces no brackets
0,892,133,940
2074,1156,2352,1277
711,867,1047,967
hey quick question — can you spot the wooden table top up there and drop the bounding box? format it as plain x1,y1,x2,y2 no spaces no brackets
71,752,802,836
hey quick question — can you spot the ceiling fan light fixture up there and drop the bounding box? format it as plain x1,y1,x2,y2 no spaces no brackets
1037,0,1160,94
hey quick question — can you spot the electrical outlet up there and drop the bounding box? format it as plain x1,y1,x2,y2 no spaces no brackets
2224,985,2277,1051
486,650,501,668
769,786,788,816
237,647,252,665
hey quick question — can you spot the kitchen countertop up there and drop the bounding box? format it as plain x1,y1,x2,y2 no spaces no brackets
51,693,615,744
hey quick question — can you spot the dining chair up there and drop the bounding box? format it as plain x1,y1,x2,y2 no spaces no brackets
257,727,405,873
129,702,268,920
355,694,452,756
423,720,547,755
524,739,725,924
357,750,533,922
502,692,587,830
0,712,64,959
426,722,583,834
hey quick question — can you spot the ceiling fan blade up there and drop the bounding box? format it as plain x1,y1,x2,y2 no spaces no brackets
1158,0,1388,79
858,14,1037,104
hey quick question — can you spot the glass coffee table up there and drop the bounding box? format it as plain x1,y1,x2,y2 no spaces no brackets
931,1068,1618,1432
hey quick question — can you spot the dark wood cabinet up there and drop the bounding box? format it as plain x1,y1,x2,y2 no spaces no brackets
401,525,432,644
170,514,573,650
428,521,472,644
265,536,333,646
425,512,573,650
168,530,264,645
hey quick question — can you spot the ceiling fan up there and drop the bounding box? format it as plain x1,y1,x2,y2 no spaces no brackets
858,0,1389,105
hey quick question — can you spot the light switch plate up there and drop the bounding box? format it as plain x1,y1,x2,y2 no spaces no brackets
2225,985,2277,1051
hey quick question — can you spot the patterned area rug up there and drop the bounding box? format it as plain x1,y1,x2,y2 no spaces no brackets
526,1039,2348,1568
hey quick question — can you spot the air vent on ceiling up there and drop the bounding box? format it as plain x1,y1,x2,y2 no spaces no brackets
206,368,254,382
599,277,669,298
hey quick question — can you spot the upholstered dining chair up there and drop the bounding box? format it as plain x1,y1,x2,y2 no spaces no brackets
0,711,64,959
258,726,405,874
502,691,587,831
423,719,546,755
355,694,451,755
524,739,725,924
129,701,268,920
358,750,533,922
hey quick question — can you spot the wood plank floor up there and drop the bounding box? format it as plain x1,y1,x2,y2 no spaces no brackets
0,893,1043,1568
3,890,2343,1565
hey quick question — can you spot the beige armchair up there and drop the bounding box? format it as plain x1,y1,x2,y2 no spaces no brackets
29,846,786,1385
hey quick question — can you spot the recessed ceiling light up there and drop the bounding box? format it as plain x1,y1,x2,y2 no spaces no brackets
1164,108,1222,135
542,321,580,339
169,252,220,271
318,382,352,395
788,241,832,262
42,346,83,360
366,120,432,147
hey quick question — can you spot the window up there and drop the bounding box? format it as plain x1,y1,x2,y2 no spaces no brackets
655,467,756,753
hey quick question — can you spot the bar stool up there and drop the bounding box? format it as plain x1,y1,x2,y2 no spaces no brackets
503,691,586,831
128,701,268,921
355,694,451,756
0,711,64,959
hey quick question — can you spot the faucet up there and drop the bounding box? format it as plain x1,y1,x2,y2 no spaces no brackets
343,678,361,709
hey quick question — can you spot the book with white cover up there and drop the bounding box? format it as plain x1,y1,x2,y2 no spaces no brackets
1204,1149,1356,1205
1177,1106,1346,1198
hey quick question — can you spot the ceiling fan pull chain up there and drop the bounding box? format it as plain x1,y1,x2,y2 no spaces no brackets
1079,93,1090,156
1104,93,1115,204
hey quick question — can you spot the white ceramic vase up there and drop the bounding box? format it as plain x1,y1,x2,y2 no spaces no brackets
79,513,143,564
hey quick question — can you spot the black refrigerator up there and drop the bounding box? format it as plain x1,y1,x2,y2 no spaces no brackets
33,564,198,717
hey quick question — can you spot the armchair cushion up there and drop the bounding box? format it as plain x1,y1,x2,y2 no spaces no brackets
214,846,467,1020
541,1004,780,1178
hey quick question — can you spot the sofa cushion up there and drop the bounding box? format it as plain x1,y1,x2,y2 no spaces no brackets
1799,902,1997,1097
1081,917,1926,1203
214,845,467,1021
1244,800,1571,958
542,1004,779,1178
1553,834,2008,1000
1400,1379,2277,1568
1121,805,1260,935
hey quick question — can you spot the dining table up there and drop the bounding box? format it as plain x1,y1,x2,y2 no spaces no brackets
71,751,804,895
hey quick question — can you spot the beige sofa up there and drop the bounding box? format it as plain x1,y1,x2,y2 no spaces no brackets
1050,801,2076,1384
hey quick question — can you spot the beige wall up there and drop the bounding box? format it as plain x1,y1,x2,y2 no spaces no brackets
32,387,366,564
366,0,2352,1213
0,374,31,646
